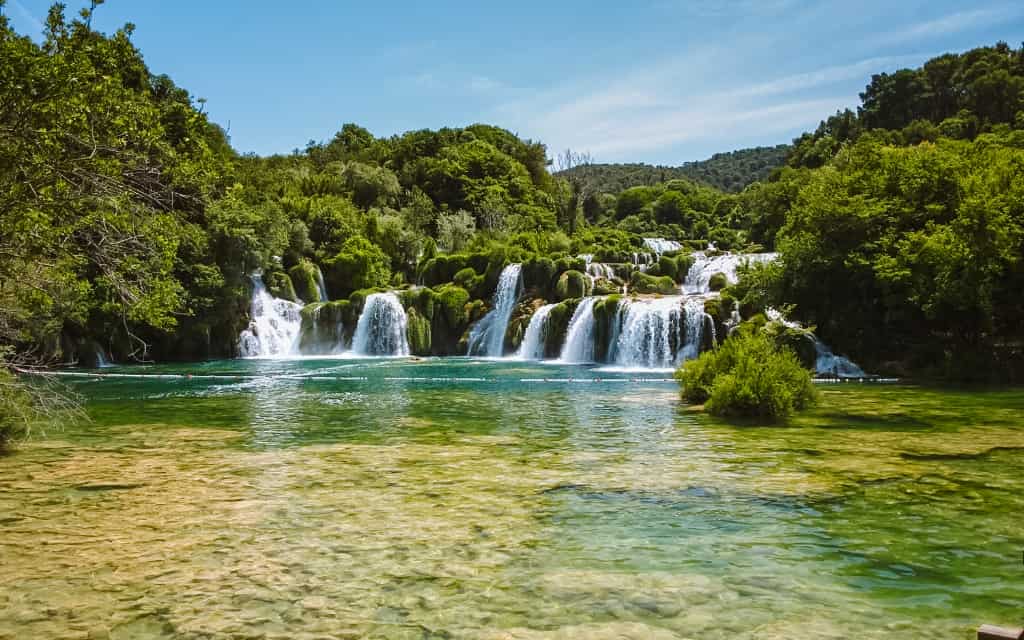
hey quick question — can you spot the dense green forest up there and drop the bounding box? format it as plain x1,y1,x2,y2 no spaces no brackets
558,145,790,193
1,2,1023,437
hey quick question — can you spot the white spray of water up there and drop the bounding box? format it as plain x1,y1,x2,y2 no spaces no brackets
516,303,556,360
683,252,778,294
558,298,598,363
643,238,683,254
351,293,409,356
467,264,523,357
611,296,707,369
238,274,303,358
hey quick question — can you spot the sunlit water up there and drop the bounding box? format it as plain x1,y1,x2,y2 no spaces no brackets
1,358,1022,639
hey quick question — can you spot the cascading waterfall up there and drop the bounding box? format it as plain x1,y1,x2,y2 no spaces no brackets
516,304,556,360
683,252,779,294
558,298,598,363
351,293,409,356
611,297,707,369
314,265,329,302
93,344,113,368
238,274,303,357
766,307,867,377
815,342,867,378
579,254,616,281
467,264,522,357
643,238,683,254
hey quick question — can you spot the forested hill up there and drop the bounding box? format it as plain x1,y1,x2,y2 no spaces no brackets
557,145,790,193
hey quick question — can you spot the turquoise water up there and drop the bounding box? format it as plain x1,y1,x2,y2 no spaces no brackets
1,357,1022,639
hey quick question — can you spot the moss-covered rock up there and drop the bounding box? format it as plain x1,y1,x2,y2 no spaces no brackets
592,279,621,296
406,307,432,356
543,298,581,358
708,272,729,292
629,271,678,295
674,254,695,282
555,270,592,301
657,255,679,281
592,295,623,362
555,256,586,274
299,300,353,353
522,257,557,297
265,270,298,302
763,322,818,370
453,267,486,299
418,254,469,287
507,298,545,353
288,261,321,303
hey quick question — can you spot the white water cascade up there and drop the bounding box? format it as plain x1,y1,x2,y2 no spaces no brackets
516,303,556,360
766,307,868,378
815,342,867,378
351,293,409,356
559,298,598,363
467,264,523,357
683,252,779,294
238,274,303,358
610,296,709,369
314,265,329,302
643,238,683,254
579,255,617,281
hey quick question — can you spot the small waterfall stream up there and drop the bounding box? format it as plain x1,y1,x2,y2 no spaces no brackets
643,238,683,255
517,304,556,360
683,252,778,294
351,293,409,356
239,274,303,357
314,265,329,302
468,264,523,357
558,298,598,363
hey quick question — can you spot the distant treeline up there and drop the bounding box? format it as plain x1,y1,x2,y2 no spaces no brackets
557,145,791,194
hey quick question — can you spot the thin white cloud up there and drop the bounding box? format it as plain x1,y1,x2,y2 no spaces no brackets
493,50,905,161
871,6,1017,47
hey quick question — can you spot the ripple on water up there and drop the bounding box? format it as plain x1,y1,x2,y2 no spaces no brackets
0,363,1022,639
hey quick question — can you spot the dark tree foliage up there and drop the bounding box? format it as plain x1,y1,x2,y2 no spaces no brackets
789,42,1024,168
557,145,791,194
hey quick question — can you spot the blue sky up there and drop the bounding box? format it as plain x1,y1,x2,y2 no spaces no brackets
7,1,1023,164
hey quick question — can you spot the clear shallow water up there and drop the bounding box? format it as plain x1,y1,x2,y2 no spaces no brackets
1,358,1022,639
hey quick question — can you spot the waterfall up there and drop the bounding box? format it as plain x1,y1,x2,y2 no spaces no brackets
643,238,683,254
766,308,867,377
239,274,303,358
683,252,778,294
631,252,653,272
579,254,615,281
559,298,598,363
814,341,866,378
516,304,556,360
467,264,523,357
314,265,329,302
351,293,409,356
611,296,706,369
93,344,113,368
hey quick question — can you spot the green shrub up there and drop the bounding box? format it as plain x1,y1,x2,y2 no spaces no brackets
288,261,321,302
265,270,298,302
629,271,678,295
708,272,729,292
324,236,391,296
555,270,591,300
521,257,557,296
675,330,816,420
